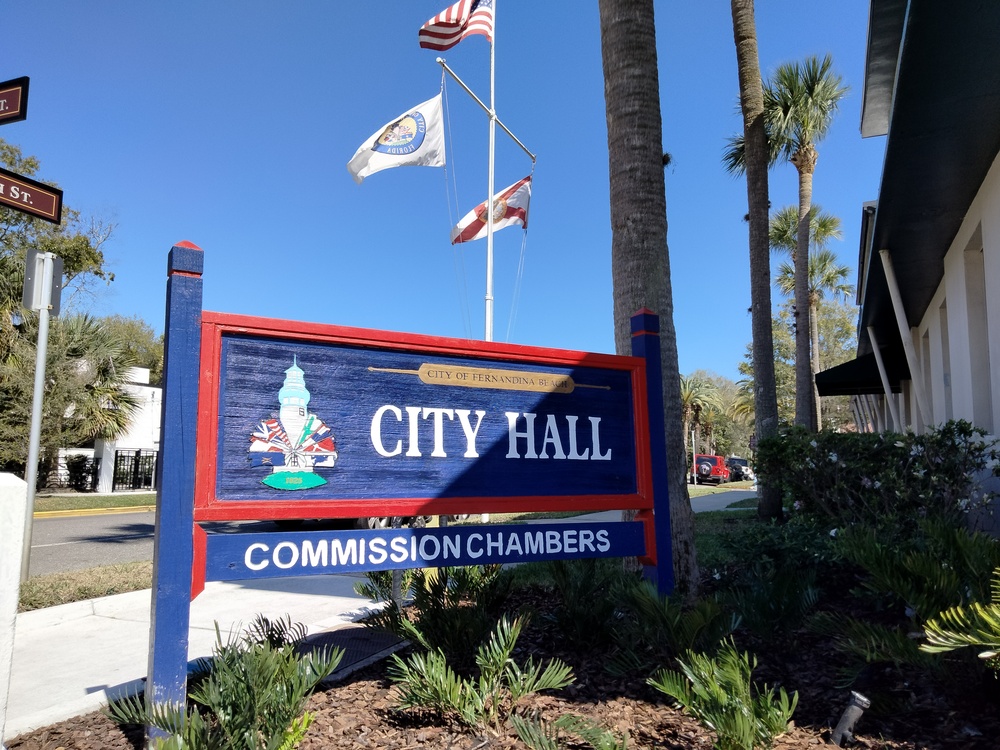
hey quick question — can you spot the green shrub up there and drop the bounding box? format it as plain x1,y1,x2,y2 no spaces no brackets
922,566,1000,673
363,564,513,674
353,568,417,603
388,614,574,735
512,712,628,749
835,520,1000,621
608,582,739,676
808,610,940,689
108,615,342,749
756,420,998,531
720,514,840,575
724,563,819,639
649,641,797,750
540,557,638,650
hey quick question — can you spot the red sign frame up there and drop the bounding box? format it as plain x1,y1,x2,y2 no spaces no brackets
192,311,655,524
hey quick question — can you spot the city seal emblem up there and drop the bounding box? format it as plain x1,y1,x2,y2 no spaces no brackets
371,110,427,156
247,357,338,491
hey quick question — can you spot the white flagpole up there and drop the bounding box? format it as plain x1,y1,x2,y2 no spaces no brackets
484,3,497,342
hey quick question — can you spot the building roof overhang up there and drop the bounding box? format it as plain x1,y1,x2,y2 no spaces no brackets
854,0,1000,358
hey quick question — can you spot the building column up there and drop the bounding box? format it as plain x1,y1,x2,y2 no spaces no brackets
879,249,932,426
94,438,116,494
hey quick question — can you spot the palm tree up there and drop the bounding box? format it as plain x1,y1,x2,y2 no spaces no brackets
599,0,698,591
769,203,842,428
764,55,847,430
0,314,139,477
728,0,783,520
774,248,853,429
680,374,721,456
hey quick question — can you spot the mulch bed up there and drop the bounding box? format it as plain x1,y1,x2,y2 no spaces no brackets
8,583,1000,750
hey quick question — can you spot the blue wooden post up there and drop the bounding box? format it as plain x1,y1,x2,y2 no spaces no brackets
147,242,203,732
630,309,675,595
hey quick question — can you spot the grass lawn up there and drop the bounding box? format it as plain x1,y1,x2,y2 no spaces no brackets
34,493,156,512
19,561,153,611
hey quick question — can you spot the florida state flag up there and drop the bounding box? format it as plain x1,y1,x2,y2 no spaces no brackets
451,175,531,244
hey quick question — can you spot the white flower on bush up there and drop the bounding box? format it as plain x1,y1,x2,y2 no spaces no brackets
895,441,905,448
793,500,803,511
829,528,838,538
810,440,818,448
861,477,873,489
828,452,839,462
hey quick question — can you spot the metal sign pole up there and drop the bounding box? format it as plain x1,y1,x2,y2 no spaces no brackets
20,253,54,583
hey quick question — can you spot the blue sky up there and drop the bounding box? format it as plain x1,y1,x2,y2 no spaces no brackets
3,1,885,382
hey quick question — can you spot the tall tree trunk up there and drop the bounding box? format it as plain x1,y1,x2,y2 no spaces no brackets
599,0,699,594
792,147,817,430
809,293,822,429
730,0,782,520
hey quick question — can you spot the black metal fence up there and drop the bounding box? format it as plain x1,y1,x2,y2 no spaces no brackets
112,449,158,492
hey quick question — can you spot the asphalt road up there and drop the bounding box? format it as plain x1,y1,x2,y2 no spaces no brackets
29,510,157,577
28,489,757,576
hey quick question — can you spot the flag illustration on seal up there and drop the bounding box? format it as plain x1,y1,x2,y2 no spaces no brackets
347,93,446,184
247,358,338,491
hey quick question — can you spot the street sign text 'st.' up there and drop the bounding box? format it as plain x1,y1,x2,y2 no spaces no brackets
0,77,28,125
0,166,63,224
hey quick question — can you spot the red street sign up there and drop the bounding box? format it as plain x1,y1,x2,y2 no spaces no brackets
0,77,29,125
0,166,63,224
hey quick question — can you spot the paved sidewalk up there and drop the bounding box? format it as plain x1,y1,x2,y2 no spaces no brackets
3,574,397,743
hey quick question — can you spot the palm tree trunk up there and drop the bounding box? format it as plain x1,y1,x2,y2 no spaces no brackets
809,293,822,429
793,147,817,430
730,0,782,520
599,0,699,594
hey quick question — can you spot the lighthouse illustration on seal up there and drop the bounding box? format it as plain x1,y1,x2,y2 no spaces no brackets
248,357,338,490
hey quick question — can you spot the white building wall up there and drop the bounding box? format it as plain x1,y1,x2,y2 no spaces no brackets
93,368,162,492
931,152,1000,433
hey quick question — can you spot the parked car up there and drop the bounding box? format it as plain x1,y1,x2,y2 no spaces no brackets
726,456,755,482
693,454,730,484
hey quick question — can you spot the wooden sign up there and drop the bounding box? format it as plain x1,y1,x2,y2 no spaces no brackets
0,77,28,125
147,243,674,721
194,313,650,522
0,166,63,224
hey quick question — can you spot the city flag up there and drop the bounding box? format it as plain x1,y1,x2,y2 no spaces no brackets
347,94,445,184
451,175,531,245
419,0,495,51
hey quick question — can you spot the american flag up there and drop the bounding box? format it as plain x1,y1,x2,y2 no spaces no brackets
419,0,494,51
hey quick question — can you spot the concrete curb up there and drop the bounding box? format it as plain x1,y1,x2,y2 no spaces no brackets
33,506,156,518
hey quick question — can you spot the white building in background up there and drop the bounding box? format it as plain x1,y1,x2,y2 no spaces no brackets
816,0,1000,436
58,367,161,492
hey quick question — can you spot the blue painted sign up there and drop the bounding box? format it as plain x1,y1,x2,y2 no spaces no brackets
193,314,654,523
213,334,638,503
203,521,645,581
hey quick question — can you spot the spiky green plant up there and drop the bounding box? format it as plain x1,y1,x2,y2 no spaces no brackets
107,615,342,749
648,641,797,750
725,563,819,639
835,520,1000,621
541,557,637,649
922,566,1000,672
364,564,513,674
353,568,417,603
387,614,574,735
608,582,738,676
512,712,629,750
808,610,939,688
